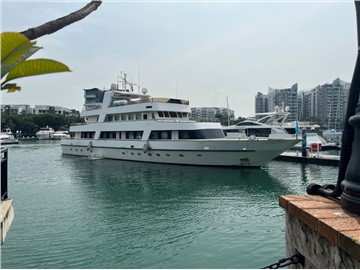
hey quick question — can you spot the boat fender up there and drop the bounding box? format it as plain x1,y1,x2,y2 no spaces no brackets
87,141,93,152
143,142,150,153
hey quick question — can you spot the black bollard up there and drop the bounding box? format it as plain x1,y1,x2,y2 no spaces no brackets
341,110,360,214
301,128,307,157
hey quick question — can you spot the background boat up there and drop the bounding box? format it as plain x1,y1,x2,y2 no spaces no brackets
36,127,55,140
0,128,19,145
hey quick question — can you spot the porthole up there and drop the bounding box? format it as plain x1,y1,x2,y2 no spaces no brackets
179,154,184,157
131,152,134,155
138,153,141,156
148,153,152,156
166,154,170,157
156,153,160,156
197,154,203,157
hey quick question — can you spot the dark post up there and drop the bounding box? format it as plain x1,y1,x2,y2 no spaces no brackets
1,148,9,200
341,107,360,214
301,128,307,157
307,1,360,214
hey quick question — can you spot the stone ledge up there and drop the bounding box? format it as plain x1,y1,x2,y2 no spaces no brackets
280,195,360,264
1,199,15,245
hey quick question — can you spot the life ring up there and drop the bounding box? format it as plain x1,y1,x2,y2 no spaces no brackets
87,141,93,152
143,142,150,153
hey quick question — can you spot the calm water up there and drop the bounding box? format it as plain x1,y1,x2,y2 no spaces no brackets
1,141,338,269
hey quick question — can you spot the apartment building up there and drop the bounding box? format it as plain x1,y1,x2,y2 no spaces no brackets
254,78,350,129
191,107,234,120
1,104,80,117
255,83,299,122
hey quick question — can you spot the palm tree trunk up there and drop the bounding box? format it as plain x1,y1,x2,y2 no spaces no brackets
21,0,102,40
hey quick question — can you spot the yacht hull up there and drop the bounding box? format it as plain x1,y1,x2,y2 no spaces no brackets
61,138,299,167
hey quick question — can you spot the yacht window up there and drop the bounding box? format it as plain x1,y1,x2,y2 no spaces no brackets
126,132,134,139
177,112,183,118
143,114,148,120
135,131,143,139
236,122,260,126
149,131,159,139
81,132,95,139
152,113,155,119
114,115,119,121
246,128,271,137
136,113,141,120
164,111,170,117
100,132,117,139
161,131,170,139
107,115,113,122
179,131,190,139
179,129,224,139
182,113,187,117
121,114,127,121
158,112,164,117
149,131,171,140
169,111,177,118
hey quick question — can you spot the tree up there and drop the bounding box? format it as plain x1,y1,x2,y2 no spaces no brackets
21,1,102,40
1,1,102,92
1,32,71,92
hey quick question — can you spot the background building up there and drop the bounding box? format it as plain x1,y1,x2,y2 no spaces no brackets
1,104,79,117
1,104,32,115
255,92,268,114
304,78,350,129
254,78,350,129
191,107,234,120
255,83,299,122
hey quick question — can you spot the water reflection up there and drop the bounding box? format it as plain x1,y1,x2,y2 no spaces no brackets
61,155,291,201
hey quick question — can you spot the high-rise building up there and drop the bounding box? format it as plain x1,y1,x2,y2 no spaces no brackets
255,78,350,129
255,92,268,114
267,83,299,122
302,78,350,129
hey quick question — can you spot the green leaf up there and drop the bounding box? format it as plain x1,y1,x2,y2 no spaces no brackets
4,58,71,83
1,83,21,93
1,45,41,78
1,32,40,73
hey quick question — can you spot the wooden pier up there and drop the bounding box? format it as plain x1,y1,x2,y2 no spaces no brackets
275,151,340,166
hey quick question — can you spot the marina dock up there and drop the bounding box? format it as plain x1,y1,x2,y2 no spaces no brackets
275,151,340,166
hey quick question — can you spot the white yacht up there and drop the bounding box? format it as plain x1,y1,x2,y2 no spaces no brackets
223,116,293,140
225,107,335,150
0,128,19,145
36,127,55,140
60,74,299,167
53,130,71,140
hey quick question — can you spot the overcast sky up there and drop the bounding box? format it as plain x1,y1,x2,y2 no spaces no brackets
1,0,358,117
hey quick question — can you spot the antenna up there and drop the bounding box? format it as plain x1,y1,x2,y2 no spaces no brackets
226,96,230,126
175,64,178,98
138,54,141,94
